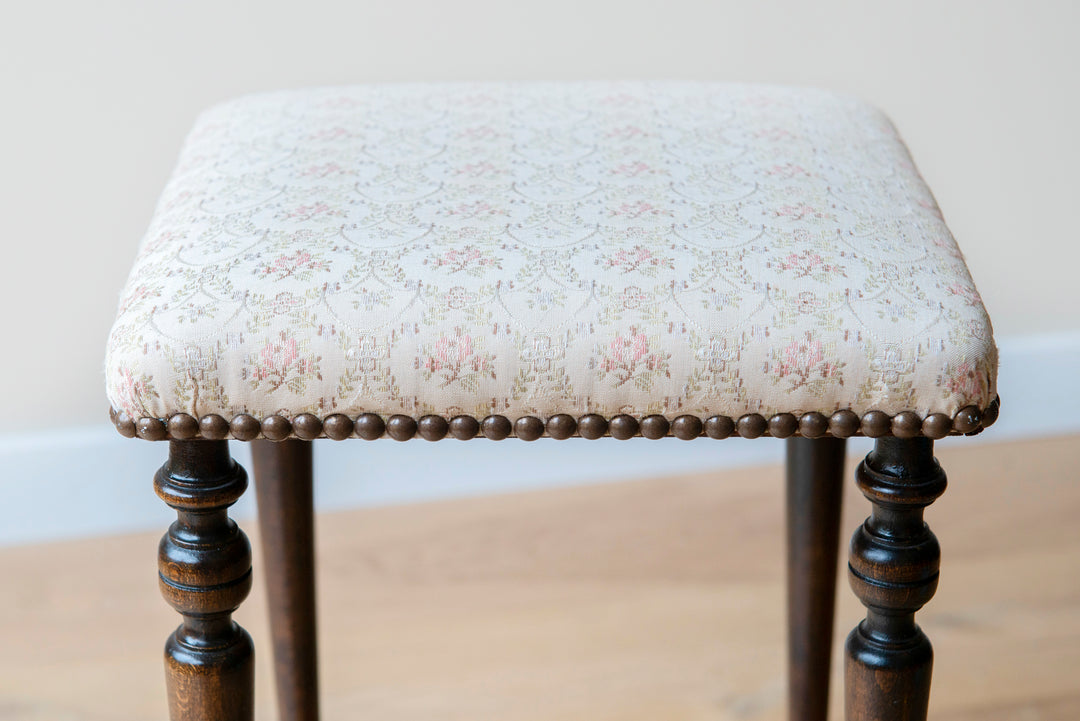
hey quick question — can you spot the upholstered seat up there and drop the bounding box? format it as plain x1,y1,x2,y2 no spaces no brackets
104,82,1004,721
105,82,998,441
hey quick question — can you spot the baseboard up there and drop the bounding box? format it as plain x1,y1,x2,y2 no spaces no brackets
2,331,1077,547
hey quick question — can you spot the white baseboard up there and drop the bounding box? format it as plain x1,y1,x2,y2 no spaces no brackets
2,331,1077,547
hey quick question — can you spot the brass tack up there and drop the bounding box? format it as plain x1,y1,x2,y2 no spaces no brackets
481,415,512,440
860,411,891,438
292,413,323,440
514,416,544,441
386,414,418,441
322,413,354,440
136,417,167,441
354,413,386,440
230,414,260,441
577,414,608,439
891,411,922,439
921,413,952,440
671,415,703,440
953,406,982,434
449,415,480,440
608,414,639,440
262,415,292,441
737,414,767,439
546,414,577,440
199,414,230,440
418,415,449,441
115,411,137,438
798,412,829,439
768,413,798,439
704,415,735,439
167,414,199,440
828,410,860,438
640,415,670,439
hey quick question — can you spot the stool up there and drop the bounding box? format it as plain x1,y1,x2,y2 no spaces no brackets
105,83,999,721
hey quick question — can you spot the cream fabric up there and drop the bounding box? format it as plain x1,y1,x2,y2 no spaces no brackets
105,82,997,422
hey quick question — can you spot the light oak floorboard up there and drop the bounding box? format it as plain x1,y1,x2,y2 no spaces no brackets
0,435,1076,720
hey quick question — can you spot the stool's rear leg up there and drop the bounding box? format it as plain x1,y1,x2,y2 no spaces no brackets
252,439,319,721
156,440,254,721
786,437,846,721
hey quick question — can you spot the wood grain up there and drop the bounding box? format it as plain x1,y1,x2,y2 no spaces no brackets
786,437,846,721
252,439,319,721
0,435,1076,720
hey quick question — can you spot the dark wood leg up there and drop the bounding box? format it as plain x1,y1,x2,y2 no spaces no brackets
786,437,846,721
156,440,254,721
845,438,946,721
252,440,319,721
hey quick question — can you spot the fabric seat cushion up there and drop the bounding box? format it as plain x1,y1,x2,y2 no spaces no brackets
105,82,997,434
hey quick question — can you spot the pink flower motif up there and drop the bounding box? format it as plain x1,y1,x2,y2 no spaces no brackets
452,162,499,177
947,283,981,307
598,328,671,387
430,245,500,274
603,245,675,274
260,250,331,280
163,190,193,213
776,250,842,278
604,332,649,370
114,368,152,416
420,330,494,387
424,333,474,373
118,284,157,314
284,202,344,221
250,333,320,392
917,197,944,219
312,127,351,141
945,362,983,399
609,201,672,219
256,337,300,381
298,163,345,178
775,337,841,387
765,163,809,178
781,251,822,272
754,127,793,141
779,338,823,378
145,230,180,254
610,162,654,177
775,204,829,220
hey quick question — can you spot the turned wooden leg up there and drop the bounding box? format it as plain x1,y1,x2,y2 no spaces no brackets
252,440,319,721
845,437,946,721
156,440,254,721
786,437,846,721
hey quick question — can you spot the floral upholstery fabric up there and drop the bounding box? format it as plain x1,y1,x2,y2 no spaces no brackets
105,82,997,424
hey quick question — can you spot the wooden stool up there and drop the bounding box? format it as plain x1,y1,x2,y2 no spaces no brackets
105,83,999,721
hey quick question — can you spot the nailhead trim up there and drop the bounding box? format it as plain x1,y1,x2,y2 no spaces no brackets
109,397,1000,442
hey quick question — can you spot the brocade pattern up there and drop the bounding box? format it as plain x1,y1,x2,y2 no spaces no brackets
105,82,997,423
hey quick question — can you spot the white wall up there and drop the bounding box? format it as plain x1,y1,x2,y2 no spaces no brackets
2,0,1077,432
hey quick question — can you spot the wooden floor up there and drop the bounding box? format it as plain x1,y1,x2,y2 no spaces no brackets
0,435,1077,720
